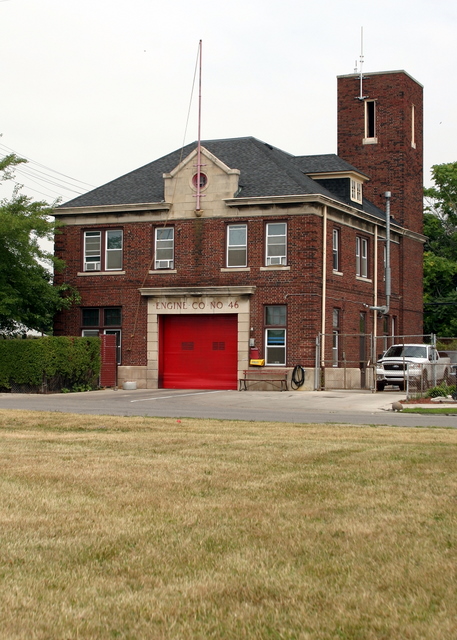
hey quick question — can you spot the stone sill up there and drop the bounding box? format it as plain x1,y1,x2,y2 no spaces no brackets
259,266,291,272
149,270,178,274
77,271,125,276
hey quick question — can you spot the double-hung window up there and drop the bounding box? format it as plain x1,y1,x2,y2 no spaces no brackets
84,231,101,271
155,227,174,269
81,307,122,364
106,230,123,269
265,305,286,366
333,228,340,272
350,179,363,204
266,222,287,266
356,236,368,278
84,230,123,271
227,224,247,267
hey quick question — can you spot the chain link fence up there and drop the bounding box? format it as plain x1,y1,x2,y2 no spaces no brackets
315,332,457,395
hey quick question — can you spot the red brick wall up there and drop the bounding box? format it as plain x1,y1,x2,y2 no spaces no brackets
322,218,404,365
337,71,424,337
55,214,326,368
55,207,417,369
398,236,424,337
337,71,423,235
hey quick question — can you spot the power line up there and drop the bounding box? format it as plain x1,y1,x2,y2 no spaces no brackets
0,142,95,201
14,165,85,195
0,142,95,187
13,171,80,199
13,182,61,201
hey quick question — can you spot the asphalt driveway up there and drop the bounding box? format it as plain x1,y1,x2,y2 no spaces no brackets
0,387,456,428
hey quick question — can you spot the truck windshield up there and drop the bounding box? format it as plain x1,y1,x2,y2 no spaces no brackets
384,345,428,358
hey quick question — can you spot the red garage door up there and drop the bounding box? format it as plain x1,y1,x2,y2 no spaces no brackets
160,314,238,390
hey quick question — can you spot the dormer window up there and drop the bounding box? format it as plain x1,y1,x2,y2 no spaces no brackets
350,179,363,204
306,168,366,207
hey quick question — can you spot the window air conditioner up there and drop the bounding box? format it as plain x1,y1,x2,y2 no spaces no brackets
85,262,101,271
156,260,173,269
269,257,284,265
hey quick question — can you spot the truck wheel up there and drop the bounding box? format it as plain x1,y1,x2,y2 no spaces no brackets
376,382,385,392
398,382,405,392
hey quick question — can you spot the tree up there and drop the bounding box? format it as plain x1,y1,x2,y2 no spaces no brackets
0,153,78,335
423,162,457,337
424,162,457,227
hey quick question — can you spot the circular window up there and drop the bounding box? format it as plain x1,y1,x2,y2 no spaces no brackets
192,172,208,189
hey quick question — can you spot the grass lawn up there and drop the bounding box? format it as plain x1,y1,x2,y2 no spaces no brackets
401,406,457,415
0,409,456,640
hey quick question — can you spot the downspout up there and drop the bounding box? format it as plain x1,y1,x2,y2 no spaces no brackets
321,205,327,368
373,225,378,361
385,191,391,313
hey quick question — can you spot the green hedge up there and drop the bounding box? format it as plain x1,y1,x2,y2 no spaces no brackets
0,337,101,393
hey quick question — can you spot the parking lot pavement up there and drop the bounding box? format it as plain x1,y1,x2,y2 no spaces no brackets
2,387,457,427
1,386,391,410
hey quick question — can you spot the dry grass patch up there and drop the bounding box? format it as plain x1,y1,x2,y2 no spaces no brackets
0,409,456,639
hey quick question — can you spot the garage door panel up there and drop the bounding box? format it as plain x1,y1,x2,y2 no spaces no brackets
161,315,237,390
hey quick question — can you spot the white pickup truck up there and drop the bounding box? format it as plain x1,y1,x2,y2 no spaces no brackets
376,344,451,391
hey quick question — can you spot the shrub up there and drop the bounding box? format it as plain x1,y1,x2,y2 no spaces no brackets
0,337,101,393
425,384,456,398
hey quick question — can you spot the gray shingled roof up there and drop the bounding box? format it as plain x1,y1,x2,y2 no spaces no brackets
61,136,385,220
292,153,369,178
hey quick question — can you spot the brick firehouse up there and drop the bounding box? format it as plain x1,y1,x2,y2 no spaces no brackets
54,70,425,390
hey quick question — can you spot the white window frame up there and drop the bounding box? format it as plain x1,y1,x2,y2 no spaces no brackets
155,227,174,269
332,331,339,368
265,305,287,366
84,231,101,271
350,179,363,204
227,224,247,268
265,328,286,366
356,236,368,278
266,222,287,266
364,100,377,142
333,228,340,272
82,329,99,338
84,230,123,272
105,230,123,271
411,104,416,149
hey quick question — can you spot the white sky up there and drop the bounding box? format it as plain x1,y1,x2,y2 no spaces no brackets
1,0,456,205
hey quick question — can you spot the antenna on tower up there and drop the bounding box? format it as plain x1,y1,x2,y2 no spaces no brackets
356,27,367,100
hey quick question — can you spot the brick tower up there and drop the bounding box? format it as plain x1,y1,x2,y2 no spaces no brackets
337,70,423,235
337,70,424,336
